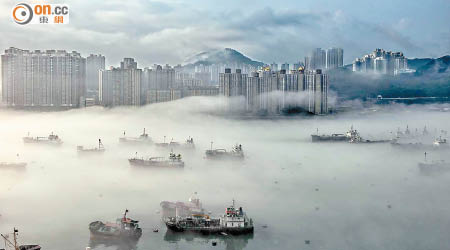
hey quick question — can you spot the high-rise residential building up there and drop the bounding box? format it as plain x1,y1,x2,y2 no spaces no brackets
293,62,304,71
352,49,411,75
86,54,105,93
99,58,141,107
270,62,278,71
219,68,247,97
305,48,326,70
1,47,86,108
281,63,290,71
325,48,344,69
305,69,328,114
220,68,328,114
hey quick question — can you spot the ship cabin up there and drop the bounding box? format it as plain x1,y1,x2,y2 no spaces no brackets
117,217,140,231
222,206,245,228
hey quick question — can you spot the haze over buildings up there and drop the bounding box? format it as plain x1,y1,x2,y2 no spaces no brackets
352,48,412,75
219,68,328,114
1,47,86,108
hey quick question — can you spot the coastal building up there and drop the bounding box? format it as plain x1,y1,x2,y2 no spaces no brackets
99,58,142,106
86,54,105,93
326,48,344,69
220,68,328,114
1,47,86,108
352,49,411,75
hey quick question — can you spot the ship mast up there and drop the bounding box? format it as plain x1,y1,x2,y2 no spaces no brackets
1,228,19,250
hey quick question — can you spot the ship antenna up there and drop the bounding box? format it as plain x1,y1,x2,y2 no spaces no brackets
164,136,166,143
13,228,18,250
316,128,318,135
143,128,146,135
232,199,235,208
124,209,128,220
424,152,427,162
210,141,213,150
123,130,126,136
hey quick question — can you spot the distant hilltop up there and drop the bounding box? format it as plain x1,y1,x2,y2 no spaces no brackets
183,48,264,67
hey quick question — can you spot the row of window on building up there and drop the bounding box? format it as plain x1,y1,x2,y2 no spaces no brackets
219,68,329,115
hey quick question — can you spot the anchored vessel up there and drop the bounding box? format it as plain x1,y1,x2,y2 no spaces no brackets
77,139,105,154
156,137,195,149
311,127,353,142
391,136,448,150
119,128,152,144
205,144,244,160
89,210,142,241
1,228,41,250
22,132,62,145
160,193,205,218
129,152,184,168
165,200,253,235
0,162,27,170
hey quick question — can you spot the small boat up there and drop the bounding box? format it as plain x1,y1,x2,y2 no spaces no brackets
1,228,41,250
77,139,105,154
433,136,448,148
119,128,152,144
129,152,184,168
89,210,142,241
22,132,62,145
0,162,27,170
205,143,244,160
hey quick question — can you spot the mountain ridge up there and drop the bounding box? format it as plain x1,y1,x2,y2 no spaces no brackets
183,48,264,67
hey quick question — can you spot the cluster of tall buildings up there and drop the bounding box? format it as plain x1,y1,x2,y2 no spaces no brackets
352,49,412,75
1,47,330,114
1,47,86,107
219,68,328,114
305,48,344,70
1,48,219,108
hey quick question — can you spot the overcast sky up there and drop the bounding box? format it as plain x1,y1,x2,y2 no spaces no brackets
0,0,449,67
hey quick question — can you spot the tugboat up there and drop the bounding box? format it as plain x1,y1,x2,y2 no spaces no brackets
165,200,253,235
22,132,62,145
119,128,152,144
0,162,27,170
77,139,105,154
89,210,142,241
1,228,41,250
205,143,244,160
129,152,184,168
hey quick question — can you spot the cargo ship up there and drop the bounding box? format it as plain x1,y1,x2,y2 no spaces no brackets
89,210,142,241
160,193,205,218
119,128,152,144
22,132,62,145
77,139,105,154
156,137,195,149
165,200,253,235
311,127,355,142
205,144,244,160
0,162,27,170
1,228,41,250
129,152,184,168
391,136,448,150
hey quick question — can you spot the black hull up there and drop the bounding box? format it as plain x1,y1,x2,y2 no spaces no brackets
311,135,348,142
165,222,253,235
